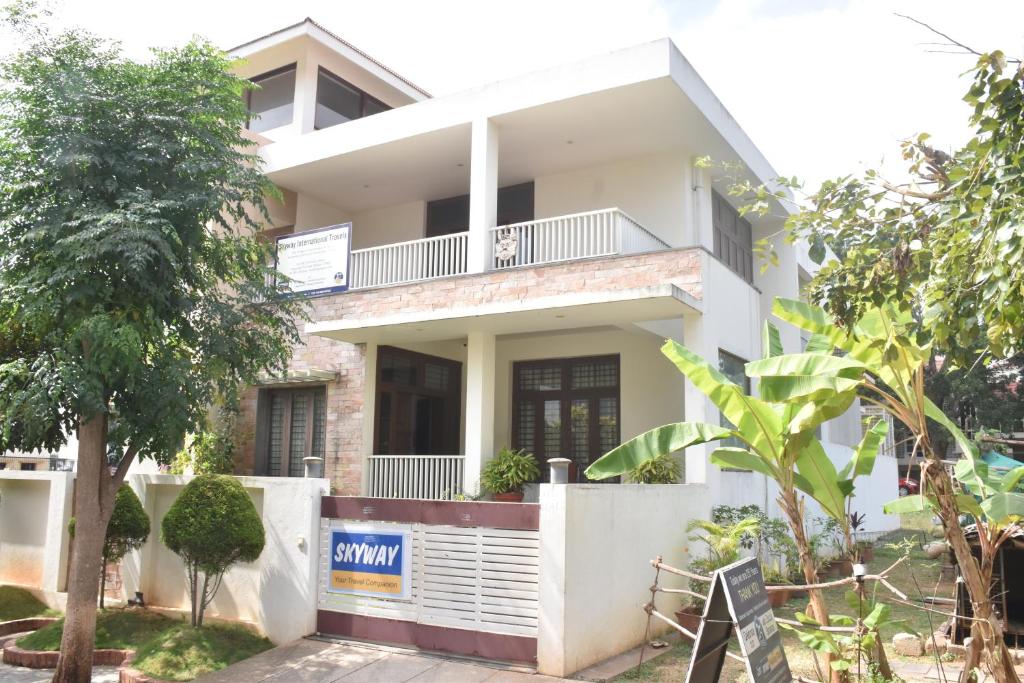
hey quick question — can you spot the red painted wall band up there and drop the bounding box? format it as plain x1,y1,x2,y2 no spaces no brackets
320,497,539,530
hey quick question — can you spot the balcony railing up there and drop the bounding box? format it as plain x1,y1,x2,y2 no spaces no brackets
0,455,76,472
350,232,468,290
346,208,669,291
367,455,465,500
490,208,668,269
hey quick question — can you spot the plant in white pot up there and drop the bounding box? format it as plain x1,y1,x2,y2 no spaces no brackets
481,447,540,502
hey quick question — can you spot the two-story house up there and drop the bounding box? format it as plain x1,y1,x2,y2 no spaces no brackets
228,18,897,530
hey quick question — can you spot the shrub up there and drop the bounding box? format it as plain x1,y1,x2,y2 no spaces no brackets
625,452,680,484
480,447,540,495
69,485,150,608
161,475,264,627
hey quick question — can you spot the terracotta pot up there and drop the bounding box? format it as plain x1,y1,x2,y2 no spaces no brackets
831,558,853,577
675,606,702,633
767,588,790,608
858,545,875,563
493,491,524,503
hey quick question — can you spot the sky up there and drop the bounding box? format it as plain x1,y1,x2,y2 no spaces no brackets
7,0,1024,189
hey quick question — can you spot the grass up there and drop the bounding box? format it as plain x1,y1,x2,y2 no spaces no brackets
17,609,174,651
14,608,272,681
132,622,272,682
612,528,955,682
0,585,60,622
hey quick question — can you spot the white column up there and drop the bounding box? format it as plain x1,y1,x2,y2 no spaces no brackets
293,57,319,135
463,330,496,495
682,311,720,492
467,118,499,274
536,483,569,677
690,159,714,251
360,342,378,495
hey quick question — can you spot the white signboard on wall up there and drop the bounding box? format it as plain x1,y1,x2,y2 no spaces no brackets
276,223,351,296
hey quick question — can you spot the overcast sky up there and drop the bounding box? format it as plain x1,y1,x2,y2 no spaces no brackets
10,0,1024,189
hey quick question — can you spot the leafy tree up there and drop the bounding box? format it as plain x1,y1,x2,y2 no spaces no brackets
765,299,1022,683
161,475,265,627
68,485,151,608
171,394,241,475
0,6,302,679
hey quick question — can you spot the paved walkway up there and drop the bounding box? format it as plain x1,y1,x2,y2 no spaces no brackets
196,637,568,683
0,663,119,682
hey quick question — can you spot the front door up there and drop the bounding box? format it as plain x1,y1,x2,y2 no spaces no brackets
374,347,462,455
511,355,620,482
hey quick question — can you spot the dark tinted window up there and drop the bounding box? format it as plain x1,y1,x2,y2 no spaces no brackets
425,182,535,237
247,65,296,133
314,68,390,130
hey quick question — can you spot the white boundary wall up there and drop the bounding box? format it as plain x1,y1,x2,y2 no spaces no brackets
537,483,711,677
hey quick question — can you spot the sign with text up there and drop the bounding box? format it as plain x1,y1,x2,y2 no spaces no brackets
276,223,351,296
685,557,791,683
328,525,413,600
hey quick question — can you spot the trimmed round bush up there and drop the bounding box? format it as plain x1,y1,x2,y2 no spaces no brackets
161,475,264,626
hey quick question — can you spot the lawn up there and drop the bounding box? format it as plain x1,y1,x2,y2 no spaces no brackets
15,609,272,681
614,529,954,682
0,586,60,622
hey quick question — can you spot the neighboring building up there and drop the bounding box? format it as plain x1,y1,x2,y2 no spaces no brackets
225,19,896,528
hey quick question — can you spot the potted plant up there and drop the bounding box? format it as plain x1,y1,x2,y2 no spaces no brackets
481,447,540,502
761,566,791,608
850,511,874,562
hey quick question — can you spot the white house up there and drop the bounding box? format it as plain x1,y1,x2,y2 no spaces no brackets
224,18,898,532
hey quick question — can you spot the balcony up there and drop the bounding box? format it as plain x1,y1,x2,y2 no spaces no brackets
348,208,668,291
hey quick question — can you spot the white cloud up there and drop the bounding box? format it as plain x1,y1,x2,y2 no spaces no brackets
5,0,1023,188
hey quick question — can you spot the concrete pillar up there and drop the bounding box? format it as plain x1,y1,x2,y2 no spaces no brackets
468,118,499,273
691,159,714,252
536,483,568,676
463,330,496,495
360,342,378,495
293,57,319,135
681,312,720,492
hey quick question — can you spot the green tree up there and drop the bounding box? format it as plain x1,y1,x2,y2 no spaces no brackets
69,485,150,608
0,6,302,679
161,475,266,628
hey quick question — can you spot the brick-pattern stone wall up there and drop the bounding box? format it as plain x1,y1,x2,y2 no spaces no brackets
234,248,703,494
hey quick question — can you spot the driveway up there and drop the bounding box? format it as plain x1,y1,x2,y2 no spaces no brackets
196,637,567,683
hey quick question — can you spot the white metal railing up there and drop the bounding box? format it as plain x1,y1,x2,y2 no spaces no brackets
350,232,468,290
367,455,465,500
489,208,668,269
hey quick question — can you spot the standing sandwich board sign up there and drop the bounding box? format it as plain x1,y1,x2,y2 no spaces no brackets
276,223,351,297
684,557,791,683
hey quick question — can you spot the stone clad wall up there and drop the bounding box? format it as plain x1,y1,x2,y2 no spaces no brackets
235,247,704,493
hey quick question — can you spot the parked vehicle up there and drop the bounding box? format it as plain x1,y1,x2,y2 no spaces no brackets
898,477,919,497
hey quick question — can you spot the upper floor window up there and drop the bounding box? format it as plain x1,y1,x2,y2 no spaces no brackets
718,350,750,455
246,64,297,133
712,190,753,283
315,67,390,130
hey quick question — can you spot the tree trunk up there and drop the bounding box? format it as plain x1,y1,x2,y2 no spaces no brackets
778,488,846,683
930,467,1019,683
53,414,114,683
197,573,209,628
190,564,198,627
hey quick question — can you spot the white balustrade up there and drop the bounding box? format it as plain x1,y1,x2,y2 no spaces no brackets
350,232,468,290
489,208,668,269
367,455,465,500
345,208,667,290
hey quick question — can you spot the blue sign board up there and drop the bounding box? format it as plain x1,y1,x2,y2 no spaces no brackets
276,223,351,297
328,526,412,600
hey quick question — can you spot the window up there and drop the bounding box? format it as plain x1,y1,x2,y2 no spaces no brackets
512,355,620,482
314,68,390,130
20,462,36,471
718,350,750,455
374,347,461,456
257,387,326,477
712,190,754,283
246,65,297,133
425,182,535,237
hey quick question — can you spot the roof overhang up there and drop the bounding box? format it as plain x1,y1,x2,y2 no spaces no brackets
306,283,702,345
228,18,430,101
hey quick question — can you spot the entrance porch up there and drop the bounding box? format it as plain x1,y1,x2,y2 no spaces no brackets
309,282,702,498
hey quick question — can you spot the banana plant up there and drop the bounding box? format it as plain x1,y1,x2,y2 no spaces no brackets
764,298,1022,683
585,318,887,682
